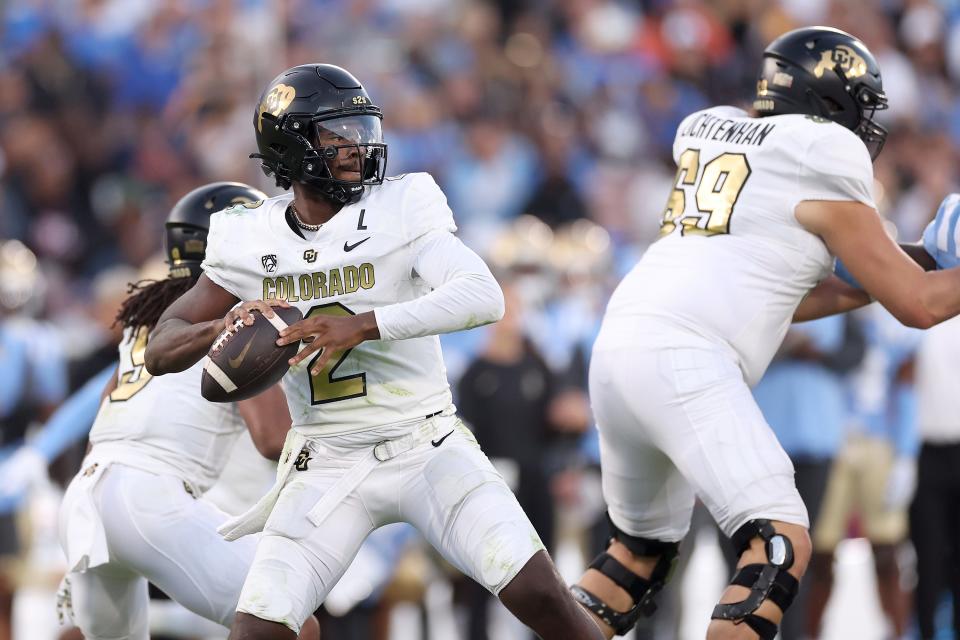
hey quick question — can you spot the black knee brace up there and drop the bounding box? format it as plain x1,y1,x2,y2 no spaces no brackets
571,515,680,636
711,519,800,640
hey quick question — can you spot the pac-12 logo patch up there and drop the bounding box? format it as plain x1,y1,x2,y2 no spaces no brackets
261,254,278,273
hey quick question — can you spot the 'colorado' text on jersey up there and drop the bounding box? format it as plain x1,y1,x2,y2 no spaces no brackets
603,106,875,385
202,173,455,436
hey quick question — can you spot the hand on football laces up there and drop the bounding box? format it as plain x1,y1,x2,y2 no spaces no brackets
277,311,380,375
222,299,291,333
923,193,960,270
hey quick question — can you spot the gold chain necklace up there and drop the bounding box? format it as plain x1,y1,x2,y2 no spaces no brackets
290,202,321,231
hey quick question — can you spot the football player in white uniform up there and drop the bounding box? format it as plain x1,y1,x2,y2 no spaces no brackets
569,27,960,640
58,183,319,640
145,64,603,640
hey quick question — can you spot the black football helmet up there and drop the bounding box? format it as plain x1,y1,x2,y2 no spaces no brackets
165,182,267,279
251,64,387,204
754,26,888,158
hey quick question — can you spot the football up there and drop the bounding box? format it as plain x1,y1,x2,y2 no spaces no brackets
201,306,303,402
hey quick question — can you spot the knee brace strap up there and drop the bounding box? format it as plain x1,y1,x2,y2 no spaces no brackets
572,543,679,636
607,513,678,557
711,520,799,640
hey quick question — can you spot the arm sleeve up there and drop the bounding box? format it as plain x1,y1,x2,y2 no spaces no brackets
32,365,114,462
200,211,243,298
795,129,876,209
374,231,505,341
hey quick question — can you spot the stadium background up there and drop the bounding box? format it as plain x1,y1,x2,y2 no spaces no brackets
1,0,959,638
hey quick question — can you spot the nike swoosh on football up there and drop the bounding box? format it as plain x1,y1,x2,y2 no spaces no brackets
343,237,371,252
431,430,455,447
228,330,257,368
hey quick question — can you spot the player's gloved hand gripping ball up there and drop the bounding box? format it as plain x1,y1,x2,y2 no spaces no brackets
201,303,303,402
923,193,960,270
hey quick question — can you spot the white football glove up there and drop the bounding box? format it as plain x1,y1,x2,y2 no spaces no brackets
884,456,917,511
923,193,960,269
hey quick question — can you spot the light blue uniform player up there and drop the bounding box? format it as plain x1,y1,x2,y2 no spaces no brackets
0,239,68,640
0,366,112,512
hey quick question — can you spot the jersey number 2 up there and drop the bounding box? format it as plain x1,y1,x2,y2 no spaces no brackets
659,149,751,237
305,302,367,404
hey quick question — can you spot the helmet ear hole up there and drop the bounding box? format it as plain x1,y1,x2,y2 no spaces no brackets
821,97,842,112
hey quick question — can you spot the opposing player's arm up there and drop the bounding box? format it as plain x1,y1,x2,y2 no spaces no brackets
792,275,871,323
237,384,291,461
796,200,960,329
145,275,238,375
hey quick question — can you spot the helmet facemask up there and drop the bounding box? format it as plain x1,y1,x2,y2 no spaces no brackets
257,112,387,204
841,68,889,160
304,114,387,203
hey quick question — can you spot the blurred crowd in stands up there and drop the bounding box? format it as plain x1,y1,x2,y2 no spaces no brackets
3,0,960,638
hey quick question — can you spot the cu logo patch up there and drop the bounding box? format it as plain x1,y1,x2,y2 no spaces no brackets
257,83,296,132
303,249,318,263
812,45,867,79
294,447,312,471
261,254,278,273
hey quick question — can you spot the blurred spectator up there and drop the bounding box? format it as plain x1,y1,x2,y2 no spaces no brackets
808,306,920,640
443,111,539,251
912,314,960,640
0,240,67,640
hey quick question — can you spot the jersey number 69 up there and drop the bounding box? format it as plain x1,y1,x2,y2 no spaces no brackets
659,150,751,237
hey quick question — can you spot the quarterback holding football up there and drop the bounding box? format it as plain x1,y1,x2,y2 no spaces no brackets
145,64,602,639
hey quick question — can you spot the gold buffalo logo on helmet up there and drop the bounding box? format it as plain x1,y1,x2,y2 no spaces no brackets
812,45,867,79
257,83,297,132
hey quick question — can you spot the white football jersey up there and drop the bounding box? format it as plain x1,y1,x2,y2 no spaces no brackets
601,106,875,385
202,172,456,436
90,326,244,491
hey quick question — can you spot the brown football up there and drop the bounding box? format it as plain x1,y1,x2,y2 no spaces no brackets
201,306,303,402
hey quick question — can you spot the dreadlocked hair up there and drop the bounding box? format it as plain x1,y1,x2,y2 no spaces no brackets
114,276,196,332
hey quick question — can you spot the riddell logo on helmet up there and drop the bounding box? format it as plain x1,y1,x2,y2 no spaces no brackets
257,83,297,132
812,46,867,79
